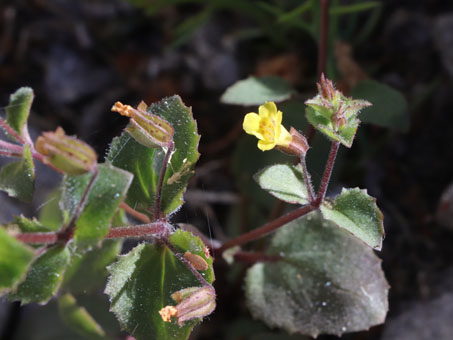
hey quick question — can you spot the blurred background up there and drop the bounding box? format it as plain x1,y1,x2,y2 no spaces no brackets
1,0,453,339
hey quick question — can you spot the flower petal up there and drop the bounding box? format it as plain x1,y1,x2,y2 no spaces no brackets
259,102,277,119
277,125,292,147
243,113,264,139
258,139,276,151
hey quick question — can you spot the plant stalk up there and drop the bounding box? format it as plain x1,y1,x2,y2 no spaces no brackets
0,118,26,145
315,141,339,204
154,142,174,219
301,156,315,202
218,204,316,253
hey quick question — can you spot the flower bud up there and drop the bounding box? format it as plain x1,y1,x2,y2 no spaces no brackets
35,127,97,175
111,101,174,149
159,286,216,326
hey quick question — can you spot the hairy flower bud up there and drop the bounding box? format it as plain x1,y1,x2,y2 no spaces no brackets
159,286,216,326
35,127,97,175
111,101,174,149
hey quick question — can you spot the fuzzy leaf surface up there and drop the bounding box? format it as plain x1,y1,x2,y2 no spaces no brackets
0,228,34,293
105,232,214,340
9,245,70,304
254,164,309,205
221,76,294,106
350,79,409,131
320,188,384,250
61,163,133,249
107,96,199,218
58,293,107,340
0,144,35,202
245,212,388,337
5,87,33,140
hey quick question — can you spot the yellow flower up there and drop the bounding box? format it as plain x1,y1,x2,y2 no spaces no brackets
243,102,292,151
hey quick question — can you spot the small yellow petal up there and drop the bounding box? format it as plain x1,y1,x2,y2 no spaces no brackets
243,113,264,139
258,139,276,151
275,110,283,126
277,125,292,147
258,102,277,119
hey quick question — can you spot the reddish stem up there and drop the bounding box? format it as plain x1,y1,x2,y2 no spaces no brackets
233,251,282,263
154,142,174,219
301,156,315,202
217,204,316,253
120,202,151,223
317,0,329,78
106,222,169,239
165,239,212,288
315,141,339,205
15,232,58,244
0,117,26,145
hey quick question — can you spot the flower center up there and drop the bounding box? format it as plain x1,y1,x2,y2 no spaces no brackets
259,119,275,142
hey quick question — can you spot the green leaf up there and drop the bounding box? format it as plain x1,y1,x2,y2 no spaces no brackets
169,229,215,283
61,163,133,249
320,188,384,250
39,188,65,231
306,107,359,148
221,76,294,106
10,245,70,304
107,96,200,218
0,228,34,293
253,163,309,205
350,79,409,132
62,240,122,294
330,2,381,15
0,144,35,201
12,215,53,232
5,87,33,140
58,293,107,340
245,212,389,337
105,237,215,340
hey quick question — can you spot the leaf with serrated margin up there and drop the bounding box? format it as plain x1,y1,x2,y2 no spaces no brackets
0,144,35,202
107,96,199,219
320,188,384,250
61,163,133,249
9,245,70,304
5,87,33,141
58,293,108,340
105,232,215,340
254,164,309,205
221,76,294,106
0,228,34,294
245,212,388,338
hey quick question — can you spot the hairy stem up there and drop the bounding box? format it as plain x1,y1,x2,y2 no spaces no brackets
120,202,151,223
315,141,339,205
165,239,212,288
15,232,58,244
154,142,174,219
106,222,169,239
317,0,329,78
233,251,282,263
301,156,315,202
218,204,316,253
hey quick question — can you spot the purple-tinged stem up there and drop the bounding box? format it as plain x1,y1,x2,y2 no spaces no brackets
15,232,58,244
315,141,339,205
120,202,151,223
0,118,26,145
154,142,174,219
217,204,316,254
106,222,169,239
233,251,282,264
301,156,315,203
165,239,212,288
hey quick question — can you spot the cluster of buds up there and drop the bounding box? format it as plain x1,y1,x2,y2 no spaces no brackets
306,74,371,131
35,127,97,175
159,286,216,326
111,101,174,149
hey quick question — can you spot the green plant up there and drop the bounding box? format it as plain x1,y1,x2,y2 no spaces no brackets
0,70,389,339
